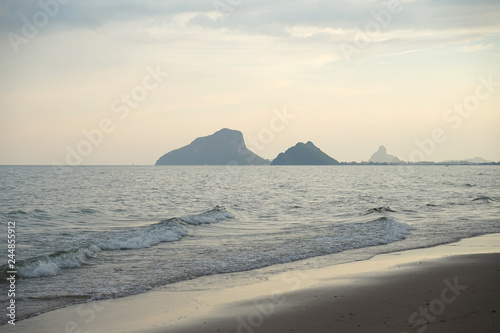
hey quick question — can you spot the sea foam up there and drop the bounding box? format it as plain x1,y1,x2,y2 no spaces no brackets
8,206,234,278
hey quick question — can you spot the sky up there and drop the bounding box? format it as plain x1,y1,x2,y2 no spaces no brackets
0,0,499,165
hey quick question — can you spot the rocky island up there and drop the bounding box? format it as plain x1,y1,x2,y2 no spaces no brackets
271,141,339,165
368,145,403,164
155,128,268,165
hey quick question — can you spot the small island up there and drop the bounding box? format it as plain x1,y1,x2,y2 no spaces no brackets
271,141,340,165
368,145,403,164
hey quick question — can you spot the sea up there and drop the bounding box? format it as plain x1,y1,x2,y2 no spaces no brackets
1,165,499,325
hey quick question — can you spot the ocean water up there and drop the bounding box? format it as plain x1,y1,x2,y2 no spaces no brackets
0,165,499,324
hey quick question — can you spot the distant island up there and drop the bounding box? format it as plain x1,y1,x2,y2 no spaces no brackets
271,141,339,165
155,128,268,165
445,157,493,164
368,146,403,164
155,128,499,166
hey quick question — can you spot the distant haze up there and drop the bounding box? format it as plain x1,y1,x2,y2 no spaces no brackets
1,1,499,165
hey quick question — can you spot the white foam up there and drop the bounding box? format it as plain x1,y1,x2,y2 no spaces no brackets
18,246,100,278
21,262,60,278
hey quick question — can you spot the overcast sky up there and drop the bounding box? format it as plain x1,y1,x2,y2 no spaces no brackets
1,0,499,165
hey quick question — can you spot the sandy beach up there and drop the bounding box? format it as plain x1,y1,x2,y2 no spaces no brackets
163,253,499,333
7,234,500,333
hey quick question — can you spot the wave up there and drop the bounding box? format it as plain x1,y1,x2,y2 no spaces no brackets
472,196,496,203
0,245,100,279
171,216,413,281
69,208,100,214
334,217,411,246
302,217,413,259
8,210,27,215
177,205,234,225
22,246,100,278
3,206,234,279
90,206,234,251
362,206,397,215
96,219,187,250
363,216,411,241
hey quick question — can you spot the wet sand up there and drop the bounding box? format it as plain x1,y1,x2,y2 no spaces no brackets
164,253,499,333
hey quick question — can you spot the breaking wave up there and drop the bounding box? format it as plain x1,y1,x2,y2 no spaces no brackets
2,206,234,279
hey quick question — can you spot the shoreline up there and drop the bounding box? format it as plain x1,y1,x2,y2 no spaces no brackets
6,233,500,333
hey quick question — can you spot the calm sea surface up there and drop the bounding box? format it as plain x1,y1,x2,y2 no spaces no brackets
1,165,499,324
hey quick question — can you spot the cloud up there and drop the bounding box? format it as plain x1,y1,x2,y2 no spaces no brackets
459,43,494,52
380,48,425,57
2,0,499,39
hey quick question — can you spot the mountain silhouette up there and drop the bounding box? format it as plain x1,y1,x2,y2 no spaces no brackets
155,128,268,165
368,146,402,164
271,141,339,165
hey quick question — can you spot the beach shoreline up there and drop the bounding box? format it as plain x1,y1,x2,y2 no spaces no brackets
6,233,500,333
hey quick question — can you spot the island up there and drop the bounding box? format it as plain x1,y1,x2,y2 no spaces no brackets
155,128,268,165
271,141,340,165
368,145,404,164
